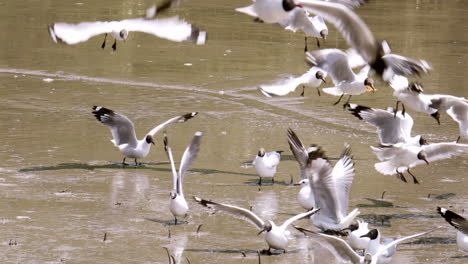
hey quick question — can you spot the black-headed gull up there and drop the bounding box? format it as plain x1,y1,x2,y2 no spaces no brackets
164,132,203,225
91,106,197,165
258,66,327,97
295,226,437,264
287,129,322,210
437,207,468,253
390,75,468,141
305,49,375,107
361,228,438,264
347,220,371,251
193,196,320,253
371,142,468,184
348,104,426,147
236,0,364,24
280,9,328,51
48,6,206,51
287,128,359,231
298,0,431,81
253,148,283,185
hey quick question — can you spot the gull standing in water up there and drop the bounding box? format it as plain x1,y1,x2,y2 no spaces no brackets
48,4,206,51
347,104,427,147
258,66,327,97
437,207,468,253
305,49,376,107
164,132,203,225
390,75,468,141
298,0,431,81
287,128,359,231
371,142,468,184
295,227,438,264
193,196,320,254
253,148,283,185
91,106,197,165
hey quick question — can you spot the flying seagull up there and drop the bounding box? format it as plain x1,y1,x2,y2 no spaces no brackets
48,5,206,51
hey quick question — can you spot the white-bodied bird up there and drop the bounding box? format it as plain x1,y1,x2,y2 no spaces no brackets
253,148,283,185
193,196,320,253
92,106,197,165
437,207,468,253
164,131,203,225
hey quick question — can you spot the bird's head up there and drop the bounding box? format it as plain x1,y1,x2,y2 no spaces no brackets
364,78,376,92
146,135,155,145
283,0,302,11
417,151,429,165
120,29,129,41
360,229,379,240
315,70,327,84
320,29,328,40
294,178,309,186
419,136,428,146
257,221,273,235
258,148,266,157
170,190,177,199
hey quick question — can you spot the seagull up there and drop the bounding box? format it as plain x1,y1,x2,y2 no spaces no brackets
279,9,328,51
437,207,468,253
298,0,431,81
390,75,468,141
287,128,359,231
295,226,438,264
193,196,320,253
347,104,426,147
346,220,371,251
361,228,438,264
164,131,203,225
305,49,376,107
48,5,206,51
236,0,365,24
91,106,197,165
253,148,283,185
295,178,315,211
258,66,327,97
371,142,468,184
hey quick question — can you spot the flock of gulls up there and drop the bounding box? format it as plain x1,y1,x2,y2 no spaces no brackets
46,0,468,263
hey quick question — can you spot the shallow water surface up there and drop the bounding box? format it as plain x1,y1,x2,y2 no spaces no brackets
0,0,467,263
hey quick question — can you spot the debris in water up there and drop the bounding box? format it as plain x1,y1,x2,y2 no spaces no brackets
43,78,54,83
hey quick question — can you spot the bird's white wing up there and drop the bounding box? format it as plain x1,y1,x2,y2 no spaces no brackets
306,49,355,84
193,196,265,230
264,151,281,168
345,48,367,69
382,53,431,81
348,104,414,145
281,208,320,229
287,128,312,172
163,134,179,191
411,142,468,167
295,227,363,263
258,75,305,97
332,145,355,217
92,106,138,147
298,0,378,63
178,132,203,193
375,229,438,258
49,21,115,45
389,75,409,92
280,8,308,32
123,16,205,43
235,5,258,19
309,157,341,222
146,112,198,137
446,104,468,138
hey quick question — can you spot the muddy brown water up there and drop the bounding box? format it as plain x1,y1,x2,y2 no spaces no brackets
0,0,467,263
